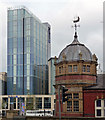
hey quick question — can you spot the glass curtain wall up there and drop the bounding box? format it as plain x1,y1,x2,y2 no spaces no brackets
7,7,49,95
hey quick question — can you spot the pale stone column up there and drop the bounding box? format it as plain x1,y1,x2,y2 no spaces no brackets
8,97,10,110
25,97,27,110
95,100,96,117
51,96,54,111
42,97,44,109
33,96,35,109
0,96,2,110
102,100,104,117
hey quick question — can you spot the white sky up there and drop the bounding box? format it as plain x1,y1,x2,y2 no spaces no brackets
0,0,104,72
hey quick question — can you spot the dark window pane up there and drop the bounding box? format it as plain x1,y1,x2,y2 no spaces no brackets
83,65,86,72
67,101,72,112
68,65,72,72
73,65,77,72
26,98,33,110
59,67,61,74
67,94,72,99
44,98,51,109
36,97,42,109
73,93,79,99
97,100,101,107
97,109,101,116
73,101,79,112
87,65,90,72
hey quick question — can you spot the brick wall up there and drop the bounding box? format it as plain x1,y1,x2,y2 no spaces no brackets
83,89,105,117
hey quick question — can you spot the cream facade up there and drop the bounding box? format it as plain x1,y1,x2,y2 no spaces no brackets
0,95,55,114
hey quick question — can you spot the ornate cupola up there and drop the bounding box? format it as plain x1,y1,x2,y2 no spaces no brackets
55,17,98,117
55,17,97,86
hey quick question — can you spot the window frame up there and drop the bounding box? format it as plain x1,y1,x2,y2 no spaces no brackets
95,99,105,117
68,65,72,73
66,93,79,112
87,65,90,72
73,93,79,99
67,93,72,100
59,66,63,74
82,65,86,72
73,101,79,112
73,65,78,72
67,101,72,112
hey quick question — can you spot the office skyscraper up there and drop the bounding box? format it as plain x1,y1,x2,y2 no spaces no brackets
7,6,51,95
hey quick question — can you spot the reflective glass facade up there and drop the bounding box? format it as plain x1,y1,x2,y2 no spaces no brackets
7,7,51,95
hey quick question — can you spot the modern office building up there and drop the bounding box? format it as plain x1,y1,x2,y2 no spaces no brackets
48,58,56,95
43,23,51,60
7,6,51,95
0,72,7,95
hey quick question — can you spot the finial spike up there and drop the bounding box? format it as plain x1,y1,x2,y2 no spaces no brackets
71,16,80,44
72,16,80,39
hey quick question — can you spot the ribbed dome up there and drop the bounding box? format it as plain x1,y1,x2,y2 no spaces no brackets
58,33,93,63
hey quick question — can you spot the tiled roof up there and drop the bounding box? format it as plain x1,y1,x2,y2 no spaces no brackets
84,74,105,90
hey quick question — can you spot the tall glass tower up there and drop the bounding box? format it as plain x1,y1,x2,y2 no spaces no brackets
7,6,51,95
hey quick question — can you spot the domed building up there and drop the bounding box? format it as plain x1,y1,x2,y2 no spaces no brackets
54,21,101,117
55,32,97,86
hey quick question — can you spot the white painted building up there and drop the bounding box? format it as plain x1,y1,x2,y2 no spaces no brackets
0,95,55,115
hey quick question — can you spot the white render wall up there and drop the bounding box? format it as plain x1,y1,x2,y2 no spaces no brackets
0,95,55,112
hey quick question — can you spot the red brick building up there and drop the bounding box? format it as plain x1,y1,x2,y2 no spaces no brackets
83,74,105,117
54,24,105,118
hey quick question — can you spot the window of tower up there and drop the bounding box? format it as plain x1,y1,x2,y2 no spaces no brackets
83,65,86,72
59,67,61,74
73,65,77,72
87,65,90,72
59,66,63,74
68,65,72,72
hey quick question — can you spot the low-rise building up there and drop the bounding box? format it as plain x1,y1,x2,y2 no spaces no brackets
0,72,7,95
0,95,55,115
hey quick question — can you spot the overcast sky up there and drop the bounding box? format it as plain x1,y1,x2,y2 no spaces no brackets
0,0,104,72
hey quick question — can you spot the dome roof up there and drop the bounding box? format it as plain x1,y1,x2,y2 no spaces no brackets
58,33,93,63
